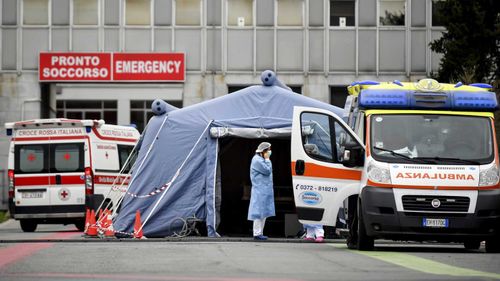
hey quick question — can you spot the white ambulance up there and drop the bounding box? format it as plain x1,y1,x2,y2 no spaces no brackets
5,119,140,232
292,79,500,253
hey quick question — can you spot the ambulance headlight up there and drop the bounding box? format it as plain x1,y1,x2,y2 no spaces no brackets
479,166,499,186
367,162,391,184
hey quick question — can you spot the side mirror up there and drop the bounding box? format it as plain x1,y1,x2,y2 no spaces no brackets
341,145,364,168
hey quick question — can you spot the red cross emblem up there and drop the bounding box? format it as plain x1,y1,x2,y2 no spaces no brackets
27,153,36,162
63,153,71,161
61,190,68,198
59,188,70,201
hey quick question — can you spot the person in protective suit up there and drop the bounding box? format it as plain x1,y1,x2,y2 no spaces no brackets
248,142,275,240
303,224,325,243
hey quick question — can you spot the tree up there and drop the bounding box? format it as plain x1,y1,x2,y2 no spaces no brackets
429,0,500,84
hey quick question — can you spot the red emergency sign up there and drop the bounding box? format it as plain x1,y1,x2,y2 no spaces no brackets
39,52,185,82
113,53,185,81
39,53,111,81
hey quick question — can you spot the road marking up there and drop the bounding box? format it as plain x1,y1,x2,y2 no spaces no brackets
0,232,79,269
329,244,500,280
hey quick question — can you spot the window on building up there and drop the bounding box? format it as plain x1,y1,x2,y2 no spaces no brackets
23,0,49,25
330,0,355,27
126,0,151,25
74,0,98,25
176,0,201,26
277,0,303,26
432,0,446,27
130,100,182,132
56,100,118,125
289,86,302,94
228,0,253,27
228,86,248,93
379,0,405,26
105,0,120,26
330,86,348,108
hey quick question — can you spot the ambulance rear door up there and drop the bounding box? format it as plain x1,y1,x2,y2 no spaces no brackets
14,143,51,209
47,141,87,211
291,106,365,226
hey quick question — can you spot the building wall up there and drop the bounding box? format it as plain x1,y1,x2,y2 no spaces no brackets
0,0,445,209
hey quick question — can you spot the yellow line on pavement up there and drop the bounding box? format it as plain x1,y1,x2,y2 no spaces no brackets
329,244,500,280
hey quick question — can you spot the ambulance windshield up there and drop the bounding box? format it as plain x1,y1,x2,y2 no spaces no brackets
370,114,494,164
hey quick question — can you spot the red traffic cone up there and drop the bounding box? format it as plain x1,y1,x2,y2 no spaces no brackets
103,212,115,238
86,209,98,237
83,208,90,233
133,210,143,239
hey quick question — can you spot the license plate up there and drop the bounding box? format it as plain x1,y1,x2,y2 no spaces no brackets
21,192,44,199
423,218,448,228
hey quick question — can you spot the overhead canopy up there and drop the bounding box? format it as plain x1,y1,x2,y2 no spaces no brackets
113,71,343,237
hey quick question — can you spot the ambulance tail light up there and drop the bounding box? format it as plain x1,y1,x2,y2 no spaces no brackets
8,170,15,198
84,167,94,195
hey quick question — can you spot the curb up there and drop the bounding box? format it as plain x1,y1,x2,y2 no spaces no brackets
0,237,346,244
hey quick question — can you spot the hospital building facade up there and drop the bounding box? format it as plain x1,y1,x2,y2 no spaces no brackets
0,0,445,209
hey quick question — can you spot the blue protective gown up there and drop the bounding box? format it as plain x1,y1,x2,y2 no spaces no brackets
247,154,275,220
303,224,323,231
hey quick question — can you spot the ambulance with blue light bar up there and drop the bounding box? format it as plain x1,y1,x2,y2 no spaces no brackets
5,119,139,232
291,79,500,252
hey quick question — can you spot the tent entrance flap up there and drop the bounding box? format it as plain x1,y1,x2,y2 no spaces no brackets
216,137,301,237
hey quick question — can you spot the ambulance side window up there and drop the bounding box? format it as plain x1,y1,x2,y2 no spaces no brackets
118,145,136,173
52,143,84,173
300,112,337,162
301,112,355,164
15,145,48,174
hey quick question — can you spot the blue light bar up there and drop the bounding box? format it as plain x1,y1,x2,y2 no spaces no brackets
454,82,463,88
469,83,493,89
358,89,409,108
453,91,498,110
350,80,380,87
358,89,498,111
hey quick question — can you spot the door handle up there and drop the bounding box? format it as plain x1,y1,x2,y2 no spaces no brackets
55,175,61,185
295,160,305,175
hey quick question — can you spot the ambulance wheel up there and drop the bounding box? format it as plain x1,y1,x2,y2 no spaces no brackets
20,219,37,232
485,238,500,253
463,240,481,250
75,220,85,232
356,202,374,251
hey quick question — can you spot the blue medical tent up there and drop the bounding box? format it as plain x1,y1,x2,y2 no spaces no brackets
113,71,343,237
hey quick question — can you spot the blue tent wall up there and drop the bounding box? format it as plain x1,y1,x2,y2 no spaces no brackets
113,83,344,237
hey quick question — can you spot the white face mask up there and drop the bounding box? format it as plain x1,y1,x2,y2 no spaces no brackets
267,150,272,157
